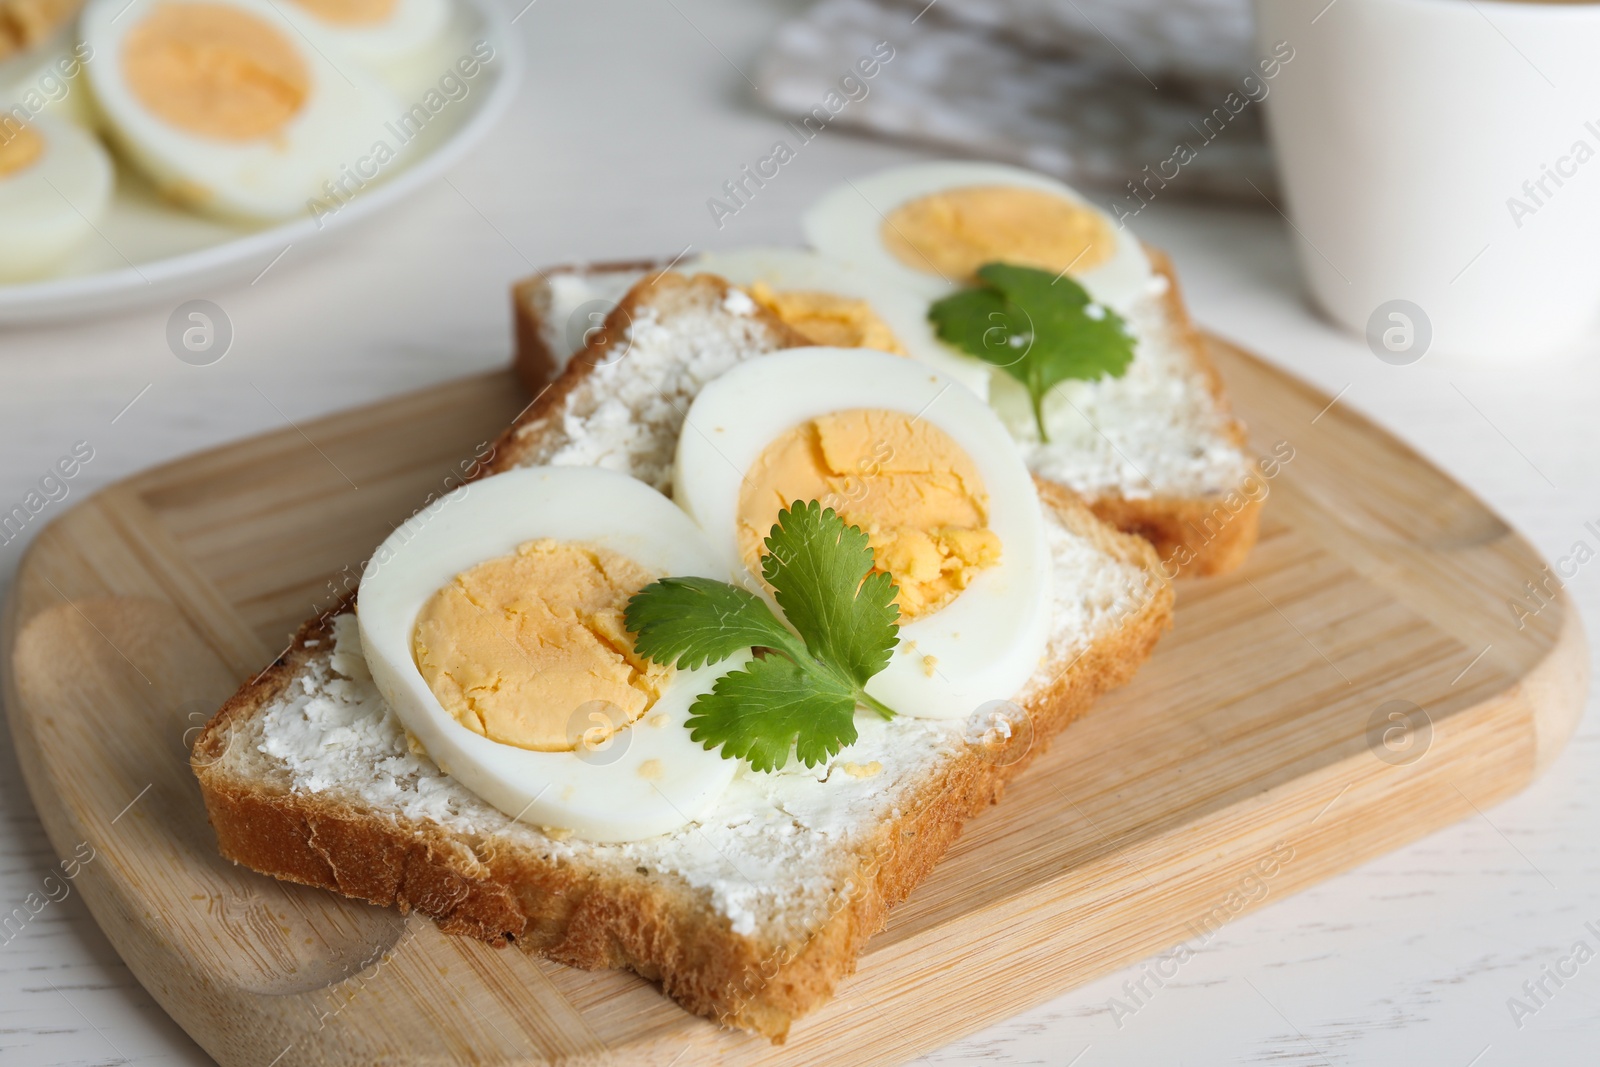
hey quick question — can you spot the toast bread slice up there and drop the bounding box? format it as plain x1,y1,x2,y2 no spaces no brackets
194,272,1175,1041
510,250,1260,576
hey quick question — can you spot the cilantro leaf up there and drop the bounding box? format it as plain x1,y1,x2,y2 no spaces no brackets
624,576,806,669
762,499,900,690
684,655,859,772
622,502,901,772
928,262,1135,442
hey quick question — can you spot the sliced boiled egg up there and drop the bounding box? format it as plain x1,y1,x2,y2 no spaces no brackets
802,160,1156,313
693,246,991,400
81,0,401,220
673,347,1053,721
0,115,113,280
357,465,746,843
281,0,452,95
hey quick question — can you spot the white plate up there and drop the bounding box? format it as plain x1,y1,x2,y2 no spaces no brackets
0,0,523,324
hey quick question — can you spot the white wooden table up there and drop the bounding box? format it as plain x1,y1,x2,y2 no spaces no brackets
1,1,1596,1064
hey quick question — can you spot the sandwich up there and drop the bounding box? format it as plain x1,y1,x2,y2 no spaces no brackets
193,188,1181,1042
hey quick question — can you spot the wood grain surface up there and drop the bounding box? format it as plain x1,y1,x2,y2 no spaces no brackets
0,338,1585,1066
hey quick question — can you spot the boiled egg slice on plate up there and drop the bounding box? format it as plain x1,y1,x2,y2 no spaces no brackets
0,115,113,280
694,246,991,400
81,0,401,221
673,347,1053,721
280,0,453,96
802,160,1156,313
357,465,747,843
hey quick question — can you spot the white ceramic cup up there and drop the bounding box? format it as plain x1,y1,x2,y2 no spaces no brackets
1254,0,1600,359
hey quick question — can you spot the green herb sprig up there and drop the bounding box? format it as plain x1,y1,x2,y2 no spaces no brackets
624,500,899,772
929,263,1136,442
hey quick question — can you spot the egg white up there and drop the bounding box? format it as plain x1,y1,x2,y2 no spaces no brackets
81,0,403,221
693,245,992,401
281,0,454,99
357,466,746,843
802,160,1156,313
672,347,1054,721
0,115,113,280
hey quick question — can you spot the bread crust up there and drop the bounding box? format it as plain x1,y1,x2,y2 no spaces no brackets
1081,248,1261,576
508,251,1261,576
193,484,1172,1041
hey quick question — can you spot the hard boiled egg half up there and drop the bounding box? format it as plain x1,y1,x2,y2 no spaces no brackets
673,347,1053,721
803,160,1157,313
694,246,991,400
0,115,113,280
357,466,747,843
82,0,401,220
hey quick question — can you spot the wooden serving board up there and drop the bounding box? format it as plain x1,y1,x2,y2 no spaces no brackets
2,338,1586,1066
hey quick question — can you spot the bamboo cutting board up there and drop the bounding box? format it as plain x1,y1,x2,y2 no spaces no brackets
1,338,1586,1066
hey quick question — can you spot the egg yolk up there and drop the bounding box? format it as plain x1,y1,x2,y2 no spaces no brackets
412,539,671,752
745,282,907,354
0,123,43,178
123,2,309,141
287,0,396,25
881,185,1115,283
738,409,1002,620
